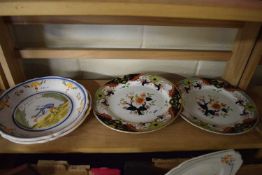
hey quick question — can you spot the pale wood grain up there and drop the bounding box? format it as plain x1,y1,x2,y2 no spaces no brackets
0,63,9,90
19,49,232,61
0,1,261,22
239,32,262,89
0,18,25,87
223,23,261,86
7,16,243,28
0,80,261,154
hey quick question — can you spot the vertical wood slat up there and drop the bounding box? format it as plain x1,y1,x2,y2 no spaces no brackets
239,30,262,89
223,22,261,86
0,63,9,90
0,17,25,87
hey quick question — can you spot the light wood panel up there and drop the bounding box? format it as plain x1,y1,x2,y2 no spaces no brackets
19,49,232,61
239,31,262,89
0,80,261,153
223,22,261,86
0,18,25,87
0,1,261,22
0,63,9,90
7,16,243,28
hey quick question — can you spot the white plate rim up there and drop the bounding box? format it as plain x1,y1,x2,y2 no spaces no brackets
94,74,182,133
0,76,90,139
178,77,259,135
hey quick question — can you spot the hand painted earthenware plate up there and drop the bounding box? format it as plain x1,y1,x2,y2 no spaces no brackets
3,106,91,144
94,74,182,133
0,76,90,140
2,93,92,144
178,78,258,135
165,150,242,175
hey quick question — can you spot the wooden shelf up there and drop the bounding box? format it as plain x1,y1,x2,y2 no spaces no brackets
19,49,231,61
0,80,261,154
0,0,262,22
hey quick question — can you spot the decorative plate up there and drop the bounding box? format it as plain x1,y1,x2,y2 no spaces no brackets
94,74,182,133
178,78,258,135
2,106,91,144
2,92,92,144
165,150,242,175
0,76,90,139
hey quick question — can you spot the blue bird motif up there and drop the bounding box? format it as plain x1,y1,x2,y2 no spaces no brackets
32,103,55,119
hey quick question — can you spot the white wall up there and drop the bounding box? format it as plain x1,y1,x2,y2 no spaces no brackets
14,24,238,79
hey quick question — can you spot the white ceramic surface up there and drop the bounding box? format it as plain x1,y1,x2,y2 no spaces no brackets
94,74,182,133
0,76,90,141
3,106,91,144
178,78,258,135
165,150,242,175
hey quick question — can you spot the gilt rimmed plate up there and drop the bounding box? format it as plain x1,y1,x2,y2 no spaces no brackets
165,149,242,175
94,74,182,133
0,76,90,140
178,78,258,135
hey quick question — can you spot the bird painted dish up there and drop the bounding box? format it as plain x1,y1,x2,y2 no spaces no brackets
94,74,182,133
2,92,92,144
0,76,90,140
178,78,258,135
2,106,91,144
165,150,242,175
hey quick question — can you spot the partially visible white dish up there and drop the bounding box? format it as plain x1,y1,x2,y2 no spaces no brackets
165,150,242,175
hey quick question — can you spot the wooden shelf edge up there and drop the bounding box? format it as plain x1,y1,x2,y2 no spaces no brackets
0,1,262,22
19,49,231,61
7,16,243,28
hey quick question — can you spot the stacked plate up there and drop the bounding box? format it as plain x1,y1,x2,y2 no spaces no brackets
0,76,91,144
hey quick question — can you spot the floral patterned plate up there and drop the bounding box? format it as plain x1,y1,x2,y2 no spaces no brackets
165,150,242,175
0,76,90,141
178,78,258,135
94,74,182,133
